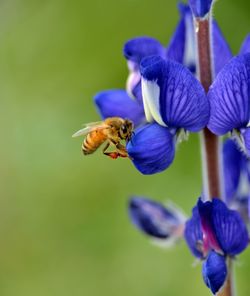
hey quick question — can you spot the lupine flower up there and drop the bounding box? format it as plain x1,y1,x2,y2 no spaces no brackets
127,56,209,174
129,196,186,246
185,198,249,294
95,4,194,128
208,53,250,155
188,0,214,18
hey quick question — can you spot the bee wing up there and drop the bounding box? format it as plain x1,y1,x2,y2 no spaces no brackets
72,123,109,138
81,121,103,127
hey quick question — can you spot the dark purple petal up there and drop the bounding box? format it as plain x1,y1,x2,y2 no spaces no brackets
208,53,250,135
189,0,214,18
240,34,250,55
127,123,175,175
184,206,204,259
140,56,209,131
128,196,184,240
166,4,196,73
202,251,227,295
223,139,242,202
211,198,249,256
94,90,145,126
123,37,165,66
212,21,232,76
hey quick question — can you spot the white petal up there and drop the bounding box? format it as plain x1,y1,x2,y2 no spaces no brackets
141,78,167,126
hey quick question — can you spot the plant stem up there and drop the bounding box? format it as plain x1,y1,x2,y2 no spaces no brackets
195,17,233,296
196,17,222,200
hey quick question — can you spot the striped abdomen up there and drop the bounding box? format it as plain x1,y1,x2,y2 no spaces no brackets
82,130,107,155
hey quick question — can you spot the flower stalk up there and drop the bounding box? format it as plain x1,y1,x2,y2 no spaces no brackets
196,17,222,200
195,17,233,296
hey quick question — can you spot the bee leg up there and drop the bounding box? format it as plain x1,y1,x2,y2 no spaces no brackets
102,142,119,159
115,142,131,159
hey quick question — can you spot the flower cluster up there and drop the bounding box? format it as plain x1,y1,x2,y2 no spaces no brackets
84,0,250,295
95,3,235,175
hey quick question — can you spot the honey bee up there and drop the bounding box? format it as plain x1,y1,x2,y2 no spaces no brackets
72,117,134,159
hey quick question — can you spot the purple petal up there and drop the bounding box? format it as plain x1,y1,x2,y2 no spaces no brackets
223,139,242,202
202,251,227,295
166,4,196,73
240,34,250,55
211,198,249,256
208,53,250,135
184,206,204,259
128,196,184,240
94,90,145,126
124,37,165,101
126,123,175,175
140,56,209,131
188,0,214,18
123,37,165,66
212,21,232,76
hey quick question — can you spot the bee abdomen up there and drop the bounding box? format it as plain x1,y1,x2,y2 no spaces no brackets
82,132,104,155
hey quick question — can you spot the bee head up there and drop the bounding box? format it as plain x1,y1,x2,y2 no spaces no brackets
120,119,134,141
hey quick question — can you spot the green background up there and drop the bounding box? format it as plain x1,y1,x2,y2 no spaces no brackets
1,0,250,295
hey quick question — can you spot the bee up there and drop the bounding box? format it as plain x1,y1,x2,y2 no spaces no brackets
72,117,134,159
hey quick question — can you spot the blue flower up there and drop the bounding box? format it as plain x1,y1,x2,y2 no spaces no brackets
94,4,229,176
123,4,195,100
208,53,250,156
126,56,209,174
95,3,230,134
188,0,214,18
124,37,165,100
185,198,248,294
128,196,186,246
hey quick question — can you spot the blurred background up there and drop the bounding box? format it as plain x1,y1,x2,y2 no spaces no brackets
0,0,250,295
